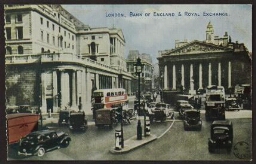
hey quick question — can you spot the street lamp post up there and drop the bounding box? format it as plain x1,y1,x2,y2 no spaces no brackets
134,57,144,139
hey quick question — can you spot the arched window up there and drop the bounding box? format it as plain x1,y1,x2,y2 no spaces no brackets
6,46,12,55
18,46,23,54
41,48,44,53
91,42,96,55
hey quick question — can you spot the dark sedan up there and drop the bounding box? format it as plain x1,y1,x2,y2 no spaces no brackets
18,130,71,157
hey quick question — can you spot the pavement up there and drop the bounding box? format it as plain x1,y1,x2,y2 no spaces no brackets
109,134,157,154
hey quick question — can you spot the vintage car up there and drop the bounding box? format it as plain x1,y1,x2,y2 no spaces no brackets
151,102,172,122
225,97,241,111
179,103,194,119
95,108,117,128
208,120,233,153
69,111,88,131
18,130,71,157
58,110,70,125
183,110,202,130
175,100,192,111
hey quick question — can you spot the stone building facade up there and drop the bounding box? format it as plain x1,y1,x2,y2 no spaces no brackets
158,22,251,94
126,50,154,94
5,4,132,113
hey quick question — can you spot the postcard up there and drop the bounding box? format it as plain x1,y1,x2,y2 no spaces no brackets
4,4,252,161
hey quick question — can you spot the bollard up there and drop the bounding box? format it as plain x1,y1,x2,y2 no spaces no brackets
145,117,150,136
137,120,142,140
115,130,122,150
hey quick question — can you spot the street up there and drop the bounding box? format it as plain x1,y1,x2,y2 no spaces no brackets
7,96,252,161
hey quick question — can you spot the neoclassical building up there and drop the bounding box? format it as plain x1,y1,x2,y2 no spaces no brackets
158,22,251,94
5,4,132,113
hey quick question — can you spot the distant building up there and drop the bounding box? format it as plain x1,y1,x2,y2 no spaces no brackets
158,22,251,94
126,50,154,94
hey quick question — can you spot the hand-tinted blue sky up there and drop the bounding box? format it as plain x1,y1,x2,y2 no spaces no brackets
63,4,252,64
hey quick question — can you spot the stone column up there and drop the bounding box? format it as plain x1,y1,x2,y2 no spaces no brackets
181,64,185,89
41,72,47,113
199,63,203,89
52,70,58,112
189,64,195,94
228,61,232,88
208,63,212,86
96,73,99,89
164,65,168,89
172,65,176,90
218,62,221,86
71,71,77,109
61,71,70,108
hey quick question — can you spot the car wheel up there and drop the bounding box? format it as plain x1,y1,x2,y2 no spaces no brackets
62,140,70,148
208,146,214,153
37,147,45,157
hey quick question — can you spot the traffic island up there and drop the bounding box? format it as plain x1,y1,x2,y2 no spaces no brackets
109,134,157,154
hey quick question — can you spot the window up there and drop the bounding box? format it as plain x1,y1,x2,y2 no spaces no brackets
40,17,43,25
64,31,66,36
5,15,11,23
47,21,49,28
53,36,55,45
6,46,12,55
64,41,66,48
6,27,11,40
16,14,22,23
68,33,70,38
72,35,74,40
47,33,49,43
41,31,43,41
18,46,23,54
52,24,55,31
16,27,23,39
41,47,44,53
91,42,96,54
101,58,104,61
91,36,95,40
59,27,61,32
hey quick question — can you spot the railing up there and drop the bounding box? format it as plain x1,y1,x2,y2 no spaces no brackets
5,53,131,75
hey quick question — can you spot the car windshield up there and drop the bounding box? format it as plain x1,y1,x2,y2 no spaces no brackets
213,127,229,135
156,103,166,108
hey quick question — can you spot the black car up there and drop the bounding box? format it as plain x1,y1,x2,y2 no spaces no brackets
208,120,233,153
58,110,70,125
18,130,71,156
69,111,88,131
183,110,202,130
179,104,194,119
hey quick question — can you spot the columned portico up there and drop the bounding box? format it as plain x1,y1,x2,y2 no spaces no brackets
52,70,58,112
71,71,77,109
189,64,195,94
41,72,47,112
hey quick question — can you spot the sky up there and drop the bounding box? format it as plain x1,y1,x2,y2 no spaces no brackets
62,4,252,64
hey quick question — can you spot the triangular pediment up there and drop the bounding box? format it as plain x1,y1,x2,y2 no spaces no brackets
165,40,232,56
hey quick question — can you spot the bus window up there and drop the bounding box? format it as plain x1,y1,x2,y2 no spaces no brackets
121,91,124,95
107,92,110,96
115,92,118,96
111,92,114,96
118,91,121,95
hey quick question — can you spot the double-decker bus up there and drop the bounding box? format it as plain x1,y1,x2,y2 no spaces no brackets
92,88,128,109
92,88,128,119
205,85,226,121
